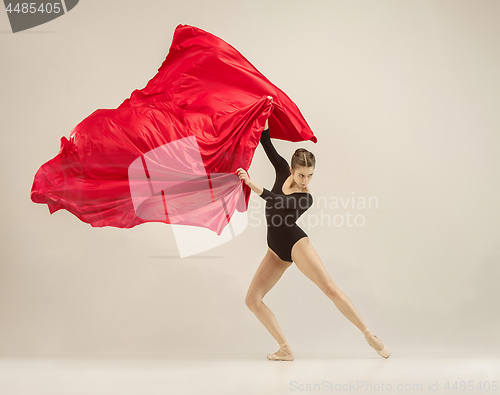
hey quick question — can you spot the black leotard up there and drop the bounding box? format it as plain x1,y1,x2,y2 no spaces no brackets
258,128,313,262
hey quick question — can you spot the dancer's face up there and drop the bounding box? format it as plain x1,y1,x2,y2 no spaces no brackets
291,166,314,189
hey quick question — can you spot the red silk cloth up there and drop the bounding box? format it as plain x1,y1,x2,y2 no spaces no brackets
30,24,317,234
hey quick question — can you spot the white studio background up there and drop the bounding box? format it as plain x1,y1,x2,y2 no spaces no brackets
0,0,499,356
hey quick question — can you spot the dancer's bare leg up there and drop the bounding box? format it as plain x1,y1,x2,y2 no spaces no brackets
291,237,384,351
245,248,294,354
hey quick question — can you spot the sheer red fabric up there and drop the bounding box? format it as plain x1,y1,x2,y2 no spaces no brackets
30,24,317,234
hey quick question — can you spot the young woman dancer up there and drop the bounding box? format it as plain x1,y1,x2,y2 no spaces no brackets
236,115,391,361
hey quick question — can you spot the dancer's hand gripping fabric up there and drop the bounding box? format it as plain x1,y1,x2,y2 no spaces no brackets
236,168,251,186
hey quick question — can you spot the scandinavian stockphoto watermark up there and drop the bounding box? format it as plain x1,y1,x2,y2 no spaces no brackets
249,191,379,231
128,138,379,258
3,0,79,33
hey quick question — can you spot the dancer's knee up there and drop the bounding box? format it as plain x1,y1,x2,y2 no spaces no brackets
245,295,263,311
325,285,342,301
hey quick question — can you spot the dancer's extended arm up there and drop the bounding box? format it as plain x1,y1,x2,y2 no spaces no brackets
235,168,310,210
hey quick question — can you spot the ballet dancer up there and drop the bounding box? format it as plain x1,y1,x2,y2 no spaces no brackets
236,108,391,361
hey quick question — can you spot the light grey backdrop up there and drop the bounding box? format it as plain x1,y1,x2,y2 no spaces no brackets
1,0,499,355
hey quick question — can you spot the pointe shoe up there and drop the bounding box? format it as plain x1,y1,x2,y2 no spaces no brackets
267,342,295,361
362,328,391,359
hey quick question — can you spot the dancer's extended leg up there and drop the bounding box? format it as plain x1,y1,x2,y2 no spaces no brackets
291,237,385,352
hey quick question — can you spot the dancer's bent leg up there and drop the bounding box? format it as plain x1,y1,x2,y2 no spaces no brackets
245,248,293,352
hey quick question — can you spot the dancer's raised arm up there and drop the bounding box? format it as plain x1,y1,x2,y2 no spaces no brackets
260,122,289,172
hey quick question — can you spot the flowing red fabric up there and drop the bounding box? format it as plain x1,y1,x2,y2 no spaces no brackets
30,24,317,235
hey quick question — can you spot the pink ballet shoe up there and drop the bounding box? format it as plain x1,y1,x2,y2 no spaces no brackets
362,328,391,359
267,342,295,361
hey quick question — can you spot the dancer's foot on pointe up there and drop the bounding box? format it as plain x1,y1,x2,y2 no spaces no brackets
362,328,391,358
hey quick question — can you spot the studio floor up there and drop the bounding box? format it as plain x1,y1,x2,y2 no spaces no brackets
0,351,498,395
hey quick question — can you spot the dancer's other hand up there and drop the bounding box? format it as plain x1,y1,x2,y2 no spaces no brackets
236,168,251,186
236,168,264,196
